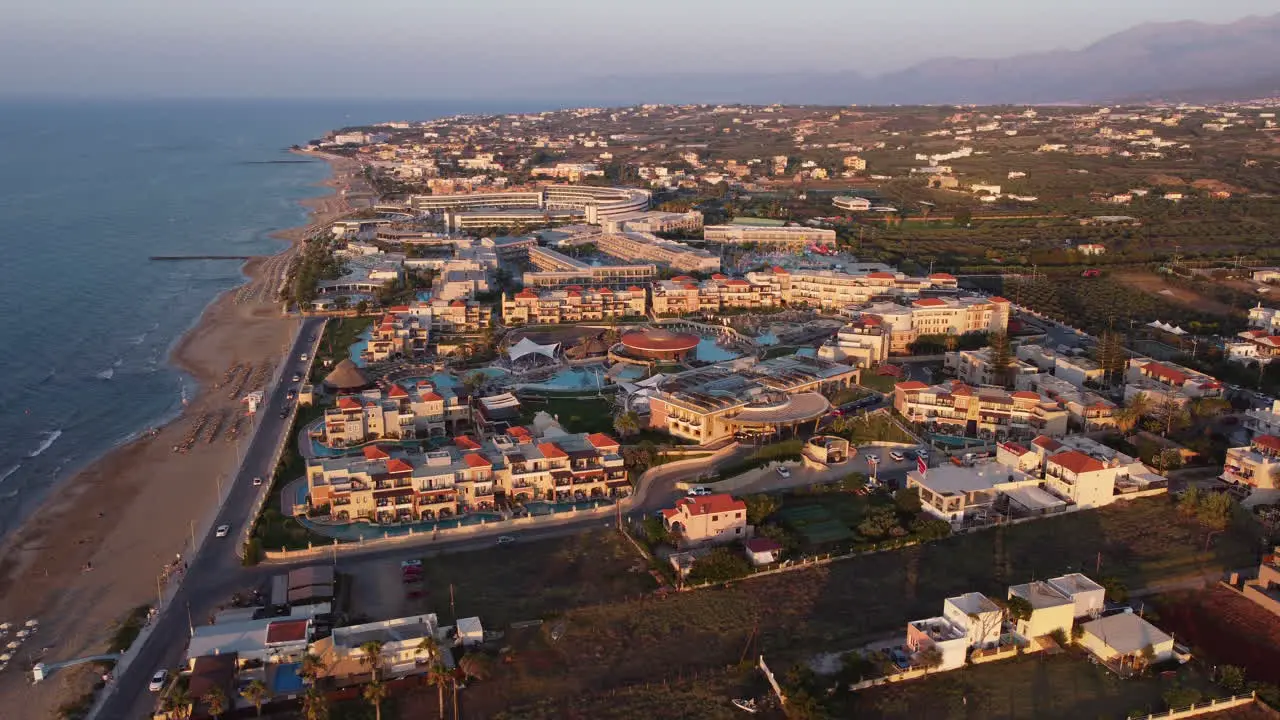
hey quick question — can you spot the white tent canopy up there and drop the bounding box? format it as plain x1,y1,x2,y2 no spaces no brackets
507,337,560,361
1147,320,1188,336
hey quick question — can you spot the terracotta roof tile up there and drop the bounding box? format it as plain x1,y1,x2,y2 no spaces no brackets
1049,450,1106,474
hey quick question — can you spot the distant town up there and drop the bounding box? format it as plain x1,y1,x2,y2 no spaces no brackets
66,101,1280,720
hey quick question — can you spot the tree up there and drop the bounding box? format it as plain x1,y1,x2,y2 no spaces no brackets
241,679,268,717
954,207,973,227
987,332,1015,388
1163,685,1204,709
743,493,780,525
359,640,385,681
300,652,328,683
613,411,641,439
303,686,330,720
417,635,441,663
894,487,922,515
1003,595,1034,623
857,507,901,540
461,371,486,397
1219,665,1247,694
1177,486,1203,517
1096,331,1129,389
355,299,370,315
459,653,493,682
1115,392,1151,434
203,687,227,719
428,662,452,719
688,547,751,584
1152,448,1183,472
1199,491,1234,531
917,646,944,672
363,678,388,720
162,687,193,720
1151,398,1190,437
911,517,952,541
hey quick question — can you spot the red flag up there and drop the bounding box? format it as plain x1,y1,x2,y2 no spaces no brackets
917,456,928,476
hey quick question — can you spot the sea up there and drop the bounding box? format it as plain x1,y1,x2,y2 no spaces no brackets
0,97,554,539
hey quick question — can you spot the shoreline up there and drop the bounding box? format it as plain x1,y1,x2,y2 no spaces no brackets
0,149,361,717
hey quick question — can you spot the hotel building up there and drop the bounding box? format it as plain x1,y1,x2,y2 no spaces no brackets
319,380,469,447
1222,434,1280,489
893,380,1069,439
502,285,647,325
703,224,837,248
521,245,656,289
594,231,720,273
744,267,963,312
1123,359,1224,406
408,185,651,224
945,348,1040,388
651,274,784,316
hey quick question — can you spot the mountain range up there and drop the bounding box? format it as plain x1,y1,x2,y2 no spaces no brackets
561,13,1280,106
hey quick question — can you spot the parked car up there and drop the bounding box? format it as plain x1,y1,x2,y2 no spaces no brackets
889,451,905,462
496,535,516,545
148,670,168,692
215,524,231,538
291,374,301,383
687,487,712,496
299,353,309,362
864,453,879,463
776,466,791,478
401,559,423,569
916,448,930,461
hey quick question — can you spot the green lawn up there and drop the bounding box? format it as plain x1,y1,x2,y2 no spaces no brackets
860,372,901,394
518,396,616,434
848,652,1221,720
312,315,373,382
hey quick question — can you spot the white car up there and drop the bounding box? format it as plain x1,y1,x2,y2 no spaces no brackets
215,524,231,538
401,559,423,569
252,476,263,486
148,670,167,692
299,353,309,362
889,451,905,462
496,535,516,545
776,466,791,478
291,374,301,383
917,449,930,461
864,453,879,463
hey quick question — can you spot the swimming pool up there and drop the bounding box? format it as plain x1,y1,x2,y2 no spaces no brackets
518,365,608,392
755,331,779,346
612,365,647,382
348,327,372,366
273,663,305,694
524,499,612,516
696,338,741,363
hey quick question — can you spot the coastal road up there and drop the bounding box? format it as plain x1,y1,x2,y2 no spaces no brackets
96,316,324,720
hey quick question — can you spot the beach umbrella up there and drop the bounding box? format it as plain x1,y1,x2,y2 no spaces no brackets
5,642,18,650
0,653,9,662
0,622,10,631
15,630,28,638
24,620,37,627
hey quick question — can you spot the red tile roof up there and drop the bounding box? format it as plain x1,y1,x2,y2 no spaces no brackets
1255,435,1280,453
538,442,568,459
389,305,411,312
1000,442,1030,456
745,538,783,553
1032,435,1062,451
455,436,481,450
711,273,728,280
627,286,644,292
420,391,444,402
598,287,613,294
771,266,789,274
989,296,1010,303
266,620,309,645
587,433,620,449
929,273,957,280
912,297,948,307
387,384,408,398
515,290,537,299
363,445,390,460
450,300,466,307
1143,362,1190,385
1049,450,1106,474
337,397,362,411
567,290,582,297
867,272,896,280
463,453,492,468
1012,391,1041,401
386,458,414,474
508,426,532,439
895,380,928,391
674,494,746,517
672,275,693,282
726,279,750,286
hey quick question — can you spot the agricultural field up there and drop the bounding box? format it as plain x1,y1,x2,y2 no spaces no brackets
998,276,1242,337
1113,271,1241,317
1153,586,1280,686
461,498,1259,717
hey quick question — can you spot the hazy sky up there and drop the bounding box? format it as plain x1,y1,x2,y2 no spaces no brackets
1,0,1276,98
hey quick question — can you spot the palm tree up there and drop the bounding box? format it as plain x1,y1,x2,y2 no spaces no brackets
303,686,330,720
241,679,268,717
1115,392,1150,433
359,639,385,681
363,678,388,720
416,635,441,663
162,687,193,720
428,662,452,719
613,411,641,439
300,652,328,684
203,687,227,720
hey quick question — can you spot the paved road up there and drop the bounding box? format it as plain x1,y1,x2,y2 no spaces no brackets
97,316,324,720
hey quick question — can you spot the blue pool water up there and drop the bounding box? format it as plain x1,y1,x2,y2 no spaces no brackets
416,291,432,302
796,347,817,358
400,368,509,392
348,327,372,366
613,365,647,381
519,365,607,391
525,499,611,516
696,338,741,363
273,664,305,694
756,331,779,346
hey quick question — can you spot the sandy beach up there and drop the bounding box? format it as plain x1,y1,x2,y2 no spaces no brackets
0,151,363,717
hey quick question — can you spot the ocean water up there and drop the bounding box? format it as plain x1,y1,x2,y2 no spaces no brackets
0,98,547,538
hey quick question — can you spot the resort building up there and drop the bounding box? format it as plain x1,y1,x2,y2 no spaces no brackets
363,313,430,363
521,245,656,289
906,462,1049,525
592,231,720,273
647,355,859,444
1000,435,1167,506
945,348,1039,388
319,379,471,447
501,285,647,325
744,267,965,312
651,274,784,317
305,430,630,524
408,185,651,223
817,318,889,367
893,380,1070,440
833,195,872,211
1249,304,1280,334
1231,330,1280,364
703,224,837,249
314,615,444,683
1016,373,1118,430
1222,435,1280,489
1124,359,1224,406
1244,400,1280,439
603,210,704,235
661,493,749,547
614,329,701,364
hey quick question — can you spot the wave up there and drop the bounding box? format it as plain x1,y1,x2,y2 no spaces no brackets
112,358,123,367
96,368,115,380
0,464,18,485
27,430,62,458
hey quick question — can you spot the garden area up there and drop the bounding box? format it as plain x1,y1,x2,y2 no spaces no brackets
468,496,1261,717
310,316,374,384
517,395,616,434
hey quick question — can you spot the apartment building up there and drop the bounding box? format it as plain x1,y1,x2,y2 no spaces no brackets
650,274,783,317
364,313,430,363
661,493,749,547
744,267,964,312
893,380,1069,439
1016,373,1118,430
594,231,720,273
306,430,629,524
320,382,457,447
649,355,859,444
1232,330,1280,364
501,285,646,325
909,296,1010,337
1001,434,1166,506
1248,304,1280,333
945,348,1040,388
703,224,837,249
521,245,656,289
942,593,1003,649
1124,359,1224,406
1222,435,1280,489
603,210,704,235
1244,400,1280,439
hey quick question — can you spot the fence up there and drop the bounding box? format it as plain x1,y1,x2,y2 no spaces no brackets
1131,693,1259,720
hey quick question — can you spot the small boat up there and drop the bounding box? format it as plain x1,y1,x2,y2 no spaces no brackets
732,698,759,714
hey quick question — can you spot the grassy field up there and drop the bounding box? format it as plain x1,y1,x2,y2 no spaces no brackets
312,315,373,382
1154,586,1280,686
860,372,902,394
518,396,616,434
463,497,1258,715
398,530,653,628
848,652,1221,720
